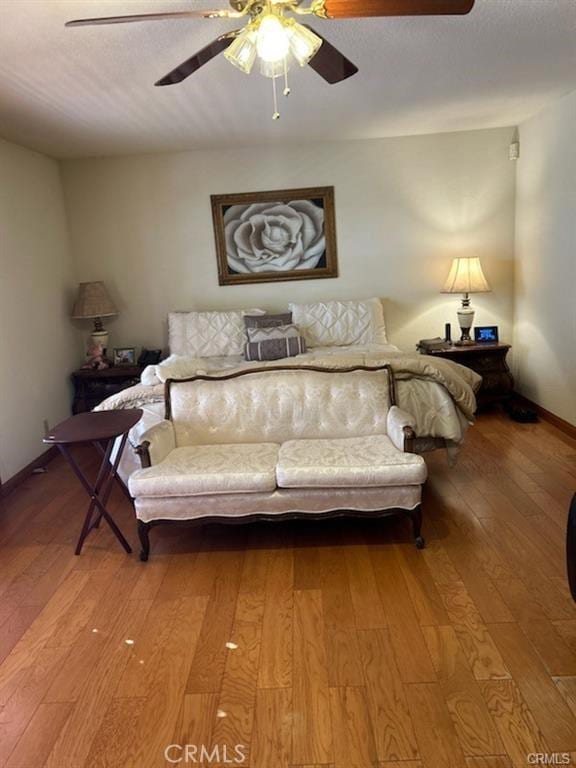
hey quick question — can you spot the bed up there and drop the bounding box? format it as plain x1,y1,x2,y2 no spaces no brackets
95,298,481,483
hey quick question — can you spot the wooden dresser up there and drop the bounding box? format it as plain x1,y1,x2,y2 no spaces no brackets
420,343,514,408
71,366,143,413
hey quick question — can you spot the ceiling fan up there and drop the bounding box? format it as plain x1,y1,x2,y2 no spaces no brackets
66,0,475,118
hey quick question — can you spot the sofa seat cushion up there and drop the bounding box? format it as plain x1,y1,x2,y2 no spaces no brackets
129,443,279,498
277,435,427,488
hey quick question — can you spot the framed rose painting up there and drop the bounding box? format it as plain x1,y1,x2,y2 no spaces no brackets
211,186,338,286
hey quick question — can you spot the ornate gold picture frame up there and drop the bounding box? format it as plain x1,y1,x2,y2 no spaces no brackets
211,186,338,286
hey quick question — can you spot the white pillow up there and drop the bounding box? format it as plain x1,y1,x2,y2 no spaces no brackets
288,298,387,347
168,309,264,357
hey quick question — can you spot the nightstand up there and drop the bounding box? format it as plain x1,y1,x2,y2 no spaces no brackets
419,343,514,409
71,366,143,414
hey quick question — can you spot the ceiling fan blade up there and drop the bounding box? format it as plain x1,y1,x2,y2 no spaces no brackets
323,0,474,18
65,9,232,27
304,27,358,84
155,32,239,86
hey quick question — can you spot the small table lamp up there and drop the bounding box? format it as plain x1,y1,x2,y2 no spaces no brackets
71,281,117,352
441,257,491,345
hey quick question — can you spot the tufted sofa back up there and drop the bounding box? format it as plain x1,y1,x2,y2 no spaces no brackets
166,365,394,447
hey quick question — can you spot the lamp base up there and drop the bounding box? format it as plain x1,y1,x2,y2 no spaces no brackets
456,297,475,345
82,320,111,370
90,329,109,352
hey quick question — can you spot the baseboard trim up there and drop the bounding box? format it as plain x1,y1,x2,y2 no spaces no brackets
514,393,576,441
0,447,59,499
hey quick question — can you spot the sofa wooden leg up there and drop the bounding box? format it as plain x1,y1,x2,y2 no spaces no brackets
410,504,425,549
137,520,150,562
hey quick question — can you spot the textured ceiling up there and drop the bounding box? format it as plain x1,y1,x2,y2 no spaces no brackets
0,0,575,158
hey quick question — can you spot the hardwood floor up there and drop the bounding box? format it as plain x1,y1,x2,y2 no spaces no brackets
0,412,575,767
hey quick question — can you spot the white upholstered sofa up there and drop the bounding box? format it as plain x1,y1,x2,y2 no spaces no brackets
128,364,428,561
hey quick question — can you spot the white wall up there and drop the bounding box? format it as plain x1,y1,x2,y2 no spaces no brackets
61,127,516,355
0,139,77,482
514,90,576,426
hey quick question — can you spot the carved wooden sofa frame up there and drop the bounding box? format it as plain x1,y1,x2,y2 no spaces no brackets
130,364,427,561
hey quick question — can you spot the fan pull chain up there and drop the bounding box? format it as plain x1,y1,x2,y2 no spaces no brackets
272,73,280,120
283,57,290,97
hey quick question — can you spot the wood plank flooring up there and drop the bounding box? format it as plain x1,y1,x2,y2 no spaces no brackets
0,412,575,767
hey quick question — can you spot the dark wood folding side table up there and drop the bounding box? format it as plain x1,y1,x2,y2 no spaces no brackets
44,409,142,556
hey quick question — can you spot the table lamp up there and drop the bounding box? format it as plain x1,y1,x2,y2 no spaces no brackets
71,281,117,353
441,257,491,345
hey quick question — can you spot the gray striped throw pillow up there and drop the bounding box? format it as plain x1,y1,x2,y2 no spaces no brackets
244,324,307,361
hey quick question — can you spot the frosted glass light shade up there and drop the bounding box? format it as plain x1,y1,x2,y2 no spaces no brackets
257,14,289,63
288,22,323,66
259,57,290,79
441,257,491,294
224,29,257,74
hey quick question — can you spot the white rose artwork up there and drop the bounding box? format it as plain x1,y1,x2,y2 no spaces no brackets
224,200,325,274
212,187,338,286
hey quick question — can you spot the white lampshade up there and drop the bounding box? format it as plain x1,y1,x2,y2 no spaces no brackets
224,28,257,74
441,257,491,295
288,22,323,66
257,14,289,63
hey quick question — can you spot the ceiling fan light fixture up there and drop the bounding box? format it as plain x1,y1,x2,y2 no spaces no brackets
256,13,290,63
287,21,323,66
223,27,257,73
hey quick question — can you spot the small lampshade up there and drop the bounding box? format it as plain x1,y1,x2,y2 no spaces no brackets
288,22,323,66
223,28,257,74
71,281,117,319
441,257,491,295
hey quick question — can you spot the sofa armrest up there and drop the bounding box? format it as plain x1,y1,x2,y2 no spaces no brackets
133,420,176,468
387,405,417,453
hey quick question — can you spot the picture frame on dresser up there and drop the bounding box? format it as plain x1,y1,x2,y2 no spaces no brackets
211,186,339,286
474,325,499,343
113,347,136,366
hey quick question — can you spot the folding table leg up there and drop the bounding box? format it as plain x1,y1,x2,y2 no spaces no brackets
92,437,132,527
59,437,133,556
86,439,113,529
58,441,113,555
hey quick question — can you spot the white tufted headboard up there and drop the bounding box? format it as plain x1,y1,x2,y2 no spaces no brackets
168,308,264,358
166,365,394,447
167,299,387,358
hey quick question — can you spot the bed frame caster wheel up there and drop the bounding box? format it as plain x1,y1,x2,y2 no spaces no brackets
415,536,425,549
